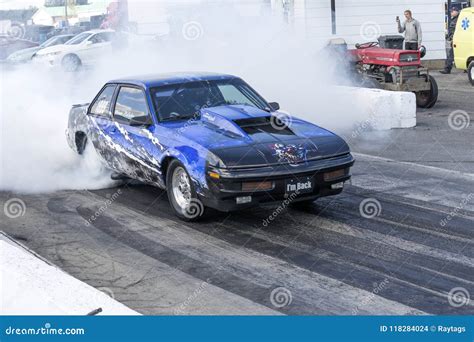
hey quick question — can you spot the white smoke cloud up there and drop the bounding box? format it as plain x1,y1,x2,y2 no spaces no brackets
0,2,367,193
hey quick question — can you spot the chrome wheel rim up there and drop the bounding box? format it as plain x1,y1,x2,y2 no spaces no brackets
470,67,474,80
172,166,191,210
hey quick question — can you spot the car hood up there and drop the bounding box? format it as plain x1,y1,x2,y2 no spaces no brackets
8,46,40,60
167,105,350,168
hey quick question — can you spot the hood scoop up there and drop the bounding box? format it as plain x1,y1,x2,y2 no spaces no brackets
199,107,296,142
199,110,249,140
233,116,295,136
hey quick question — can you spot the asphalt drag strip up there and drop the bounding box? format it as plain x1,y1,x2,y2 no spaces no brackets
1,154,472,315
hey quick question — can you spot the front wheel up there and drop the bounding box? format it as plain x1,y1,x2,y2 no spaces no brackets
415,75,438,108
166,160,206,221
468,61,474,86
62,54,82,72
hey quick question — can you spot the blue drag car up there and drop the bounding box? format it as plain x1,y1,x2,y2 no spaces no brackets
67,73,354,221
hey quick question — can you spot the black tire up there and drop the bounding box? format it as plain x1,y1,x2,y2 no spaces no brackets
468,61,474,86
62,54,82,72
415,75,438,108
166,160,206,221
75,132,87,155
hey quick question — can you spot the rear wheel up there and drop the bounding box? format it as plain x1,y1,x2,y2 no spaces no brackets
62,54,81,72
75,132,87,155
415,75,438,108
468,61,474,86
166,160,206,221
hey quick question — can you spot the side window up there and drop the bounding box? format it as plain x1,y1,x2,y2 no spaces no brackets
90,33,113,44
89,85,116,117
114,86,149,123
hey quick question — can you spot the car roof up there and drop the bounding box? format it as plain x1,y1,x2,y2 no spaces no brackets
109,72,239,89
82,29,115,34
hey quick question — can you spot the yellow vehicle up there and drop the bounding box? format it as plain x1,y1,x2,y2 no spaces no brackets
453,7,474,85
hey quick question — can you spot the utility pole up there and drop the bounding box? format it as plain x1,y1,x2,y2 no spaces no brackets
331,0,336,34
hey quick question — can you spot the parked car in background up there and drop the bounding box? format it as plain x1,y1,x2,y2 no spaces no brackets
33,29,115,71
454,7,474,85
0,36,38,60
7,34,75,63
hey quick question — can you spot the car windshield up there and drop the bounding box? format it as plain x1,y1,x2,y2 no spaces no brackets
41,35,73,47
65,32,91,45
150,78,268,121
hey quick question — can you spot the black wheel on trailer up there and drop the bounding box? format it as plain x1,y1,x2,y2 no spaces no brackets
415,75,438,108
468,61,474,86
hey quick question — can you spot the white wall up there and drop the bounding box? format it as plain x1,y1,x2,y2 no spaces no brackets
127,0,271,35
294,0,446,60
293,0,332,38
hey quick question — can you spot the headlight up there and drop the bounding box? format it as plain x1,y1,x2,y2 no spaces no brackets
206,152,225,169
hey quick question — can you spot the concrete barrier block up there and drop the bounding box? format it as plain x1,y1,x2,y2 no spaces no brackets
331,86,417,130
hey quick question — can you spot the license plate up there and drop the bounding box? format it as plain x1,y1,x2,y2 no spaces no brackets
285,176,314,194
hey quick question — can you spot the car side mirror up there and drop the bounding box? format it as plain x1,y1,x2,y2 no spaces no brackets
85,40,93,46
268,102,280,111
129,115,153,127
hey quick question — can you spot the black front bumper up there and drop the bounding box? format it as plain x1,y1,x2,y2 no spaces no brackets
200,153,355,212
